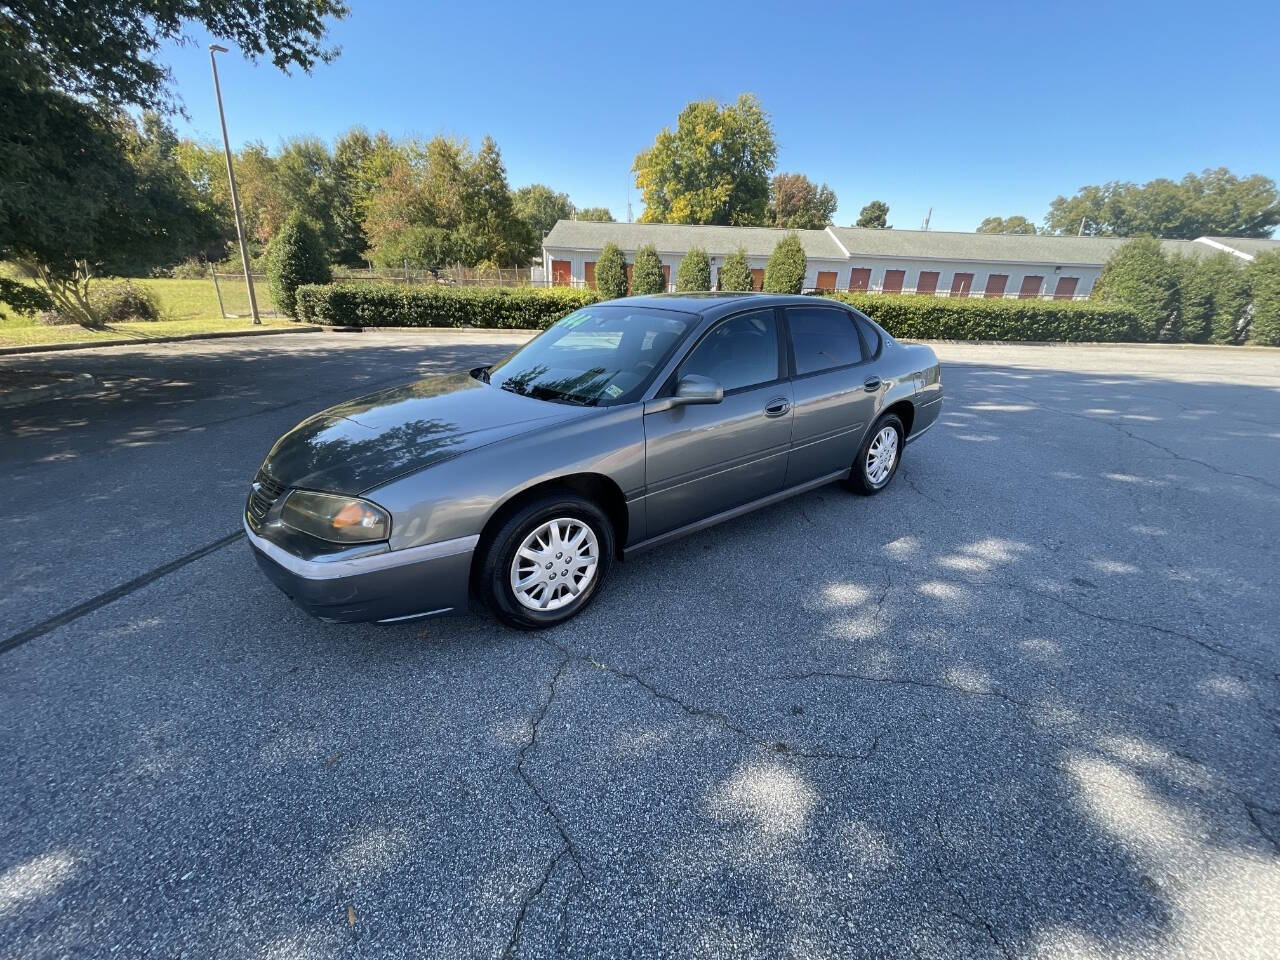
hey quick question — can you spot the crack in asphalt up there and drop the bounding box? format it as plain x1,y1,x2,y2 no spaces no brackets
1243,800,1280,855
542,639,880,763
778,669,1032,712
1003,389,1280,494
1027,586,1280,685
505,654,584,959
929,814,1016,960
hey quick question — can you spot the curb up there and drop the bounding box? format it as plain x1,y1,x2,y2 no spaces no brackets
0,372,96,409
913,338,1278,350
0,325,320,357
313,324,536,335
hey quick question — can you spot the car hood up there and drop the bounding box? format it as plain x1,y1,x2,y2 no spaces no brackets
260,371,590,494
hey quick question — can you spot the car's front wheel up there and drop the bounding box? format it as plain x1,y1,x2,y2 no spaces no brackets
478,493,614,630
845,413,904,495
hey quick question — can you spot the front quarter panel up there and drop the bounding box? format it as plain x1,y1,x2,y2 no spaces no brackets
367,404,647,551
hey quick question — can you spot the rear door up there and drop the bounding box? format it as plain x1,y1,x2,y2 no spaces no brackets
782,305,880,486
643,309,792,536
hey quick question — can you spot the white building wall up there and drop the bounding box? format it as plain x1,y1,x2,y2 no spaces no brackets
541,247,1102,298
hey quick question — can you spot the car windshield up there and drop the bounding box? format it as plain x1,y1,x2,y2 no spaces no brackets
482,305,695,406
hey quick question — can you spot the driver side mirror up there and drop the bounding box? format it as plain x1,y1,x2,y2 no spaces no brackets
673,374,724,406
644,374,724,414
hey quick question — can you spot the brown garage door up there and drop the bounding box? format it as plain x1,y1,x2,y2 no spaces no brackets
551,260,572,287
750,268,764,291
950,273,974,297
1054,276,1079,300
625,264,633,293
984,274,1008,298
815,270,837,292
882,269,905,294
916,271,939,296
584,262,596,290
1018,275,1044,299
849,268,871,292
662,264,671,291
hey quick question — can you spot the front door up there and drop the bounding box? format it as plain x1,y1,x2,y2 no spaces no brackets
783,305,880,485
643,309,791,537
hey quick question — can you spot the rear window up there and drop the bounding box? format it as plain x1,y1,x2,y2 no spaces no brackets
786,307,863,375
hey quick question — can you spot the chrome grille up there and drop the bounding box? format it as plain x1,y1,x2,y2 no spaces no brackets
247,471,287,522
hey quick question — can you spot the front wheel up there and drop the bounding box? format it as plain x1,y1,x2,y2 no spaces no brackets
478,494,614,630
844,413,904,496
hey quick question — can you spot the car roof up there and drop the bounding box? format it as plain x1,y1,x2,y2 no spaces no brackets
610,292,829,315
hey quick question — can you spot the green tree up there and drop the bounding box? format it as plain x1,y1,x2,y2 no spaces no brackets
1248,251,1280,346
1094,238,1178,340
0,0,346,316
1045,169,1280,238
763,233,806,293
360,134,535,269
272,136,339,253
265,213,331,317
675,247,711,292
631,244,666,295
856,201,889,229
575,207,615,222
1176,253,1249,344
513,184,574,239
1,102,222,325
595,243,627,299
459,136,536,267
633,94,777,225
331,128,377,265
767,173,837,229
718,247,753,291
2,2,345,112
977,215,1037,235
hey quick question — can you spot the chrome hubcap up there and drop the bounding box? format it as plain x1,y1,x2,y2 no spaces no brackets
866,426,899,485
510,517,599,612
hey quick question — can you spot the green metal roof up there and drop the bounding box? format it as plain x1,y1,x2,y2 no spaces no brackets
542,221,846,260
543,220,1278,267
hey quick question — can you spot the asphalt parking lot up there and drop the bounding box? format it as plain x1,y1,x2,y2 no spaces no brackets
2,331,1278,959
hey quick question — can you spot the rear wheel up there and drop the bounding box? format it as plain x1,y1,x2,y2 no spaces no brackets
844,413,904,495
479,493,614,630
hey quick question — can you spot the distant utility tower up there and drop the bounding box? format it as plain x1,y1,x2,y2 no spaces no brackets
921,207,932,231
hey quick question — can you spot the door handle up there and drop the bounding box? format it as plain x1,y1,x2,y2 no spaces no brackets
864,376,882,392
764,397,790,417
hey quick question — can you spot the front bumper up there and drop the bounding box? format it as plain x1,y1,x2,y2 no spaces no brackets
244,519,478,623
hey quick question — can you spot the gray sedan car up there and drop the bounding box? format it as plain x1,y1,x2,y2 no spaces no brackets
245,293,942,629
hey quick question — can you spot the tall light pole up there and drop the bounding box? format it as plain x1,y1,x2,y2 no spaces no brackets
209,44,260,324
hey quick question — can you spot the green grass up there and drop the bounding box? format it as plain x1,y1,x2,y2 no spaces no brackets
0,316,299,347
0,275,285,346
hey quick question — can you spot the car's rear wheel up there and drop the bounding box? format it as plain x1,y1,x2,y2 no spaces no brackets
479,493,614,630
845,413,904,495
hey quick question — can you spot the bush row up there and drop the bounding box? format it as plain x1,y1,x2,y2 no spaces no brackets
823,292,1143,342
294,283,599,329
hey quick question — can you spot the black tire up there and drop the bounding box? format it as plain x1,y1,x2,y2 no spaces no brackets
844,413,905,496
478,492,614,630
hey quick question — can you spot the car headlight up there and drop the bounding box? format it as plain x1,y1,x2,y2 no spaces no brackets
280,491,391,544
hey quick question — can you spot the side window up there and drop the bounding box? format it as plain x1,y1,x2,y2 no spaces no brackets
679,311,780,393
786,307,863,375
853,313,881,355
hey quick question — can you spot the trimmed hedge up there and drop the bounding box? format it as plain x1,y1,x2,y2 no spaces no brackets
822,292,1142,343
295,283,599,330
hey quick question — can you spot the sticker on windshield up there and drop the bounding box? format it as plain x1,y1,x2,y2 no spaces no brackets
603,384,624,398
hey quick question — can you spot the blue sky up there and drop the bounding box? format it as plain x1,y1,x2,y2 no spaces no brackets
162,1,1280,233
